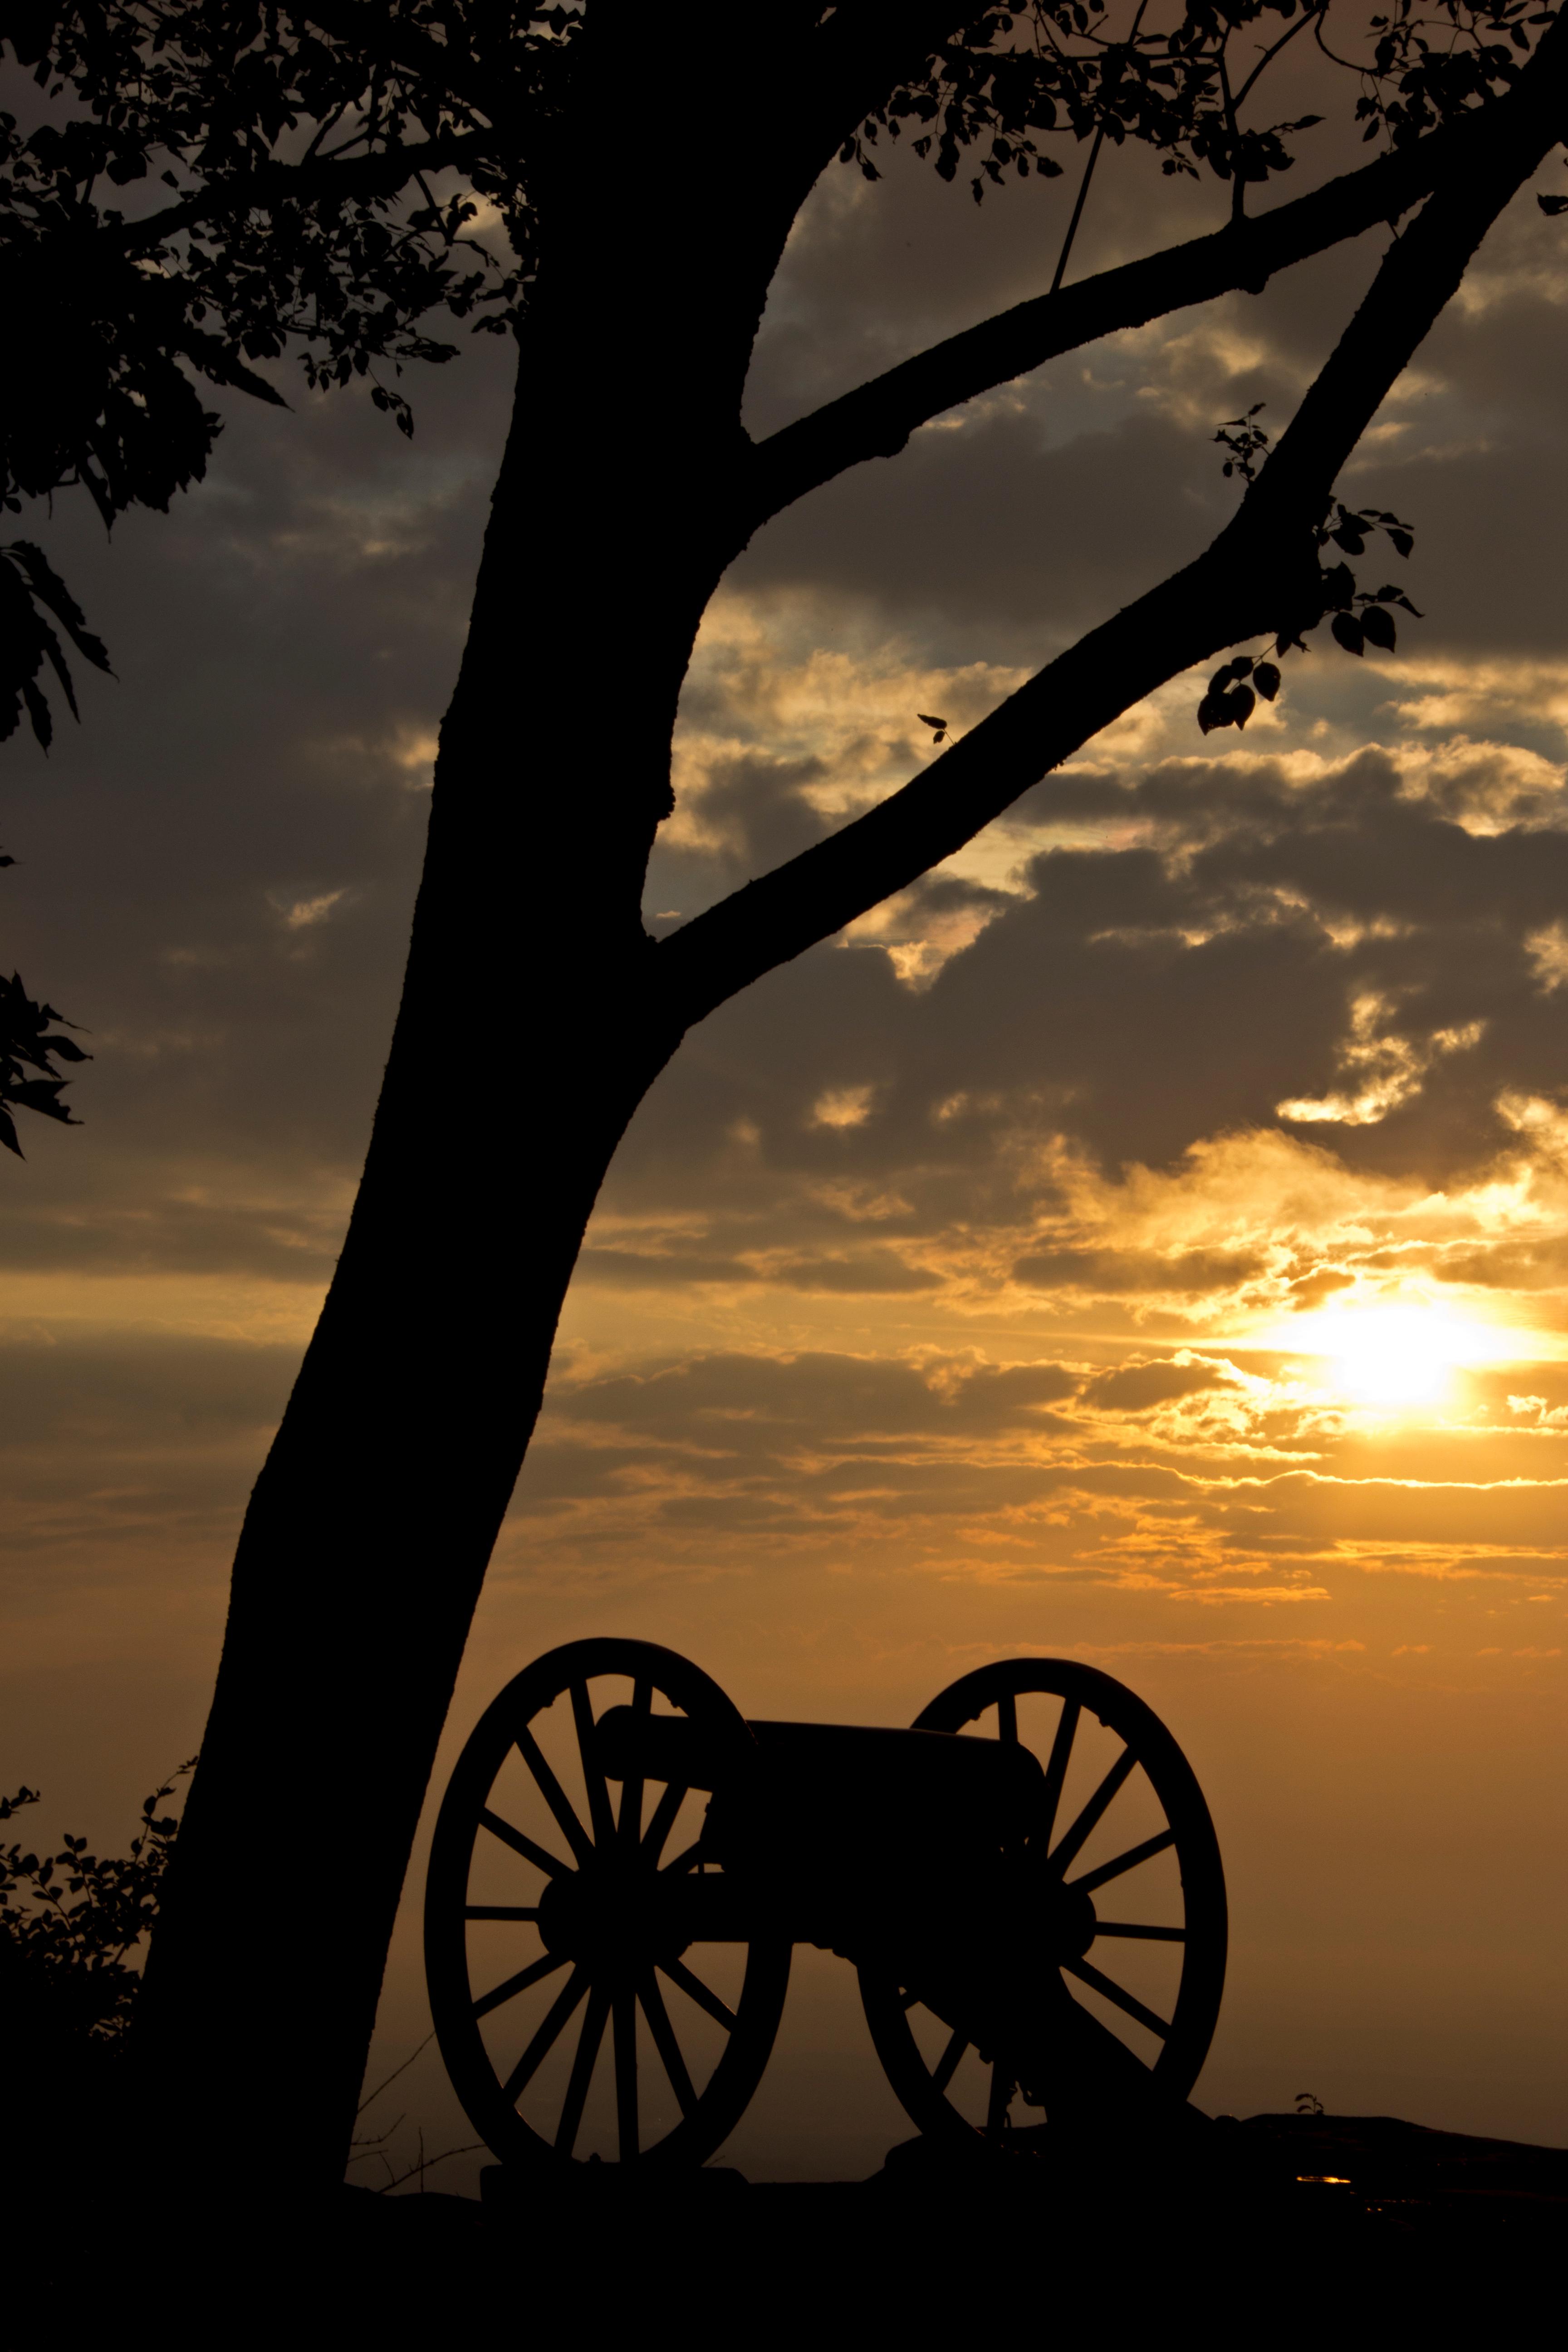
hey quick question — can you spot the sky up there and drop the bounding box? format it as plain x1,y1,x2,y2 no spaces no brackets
4,33,1568,2182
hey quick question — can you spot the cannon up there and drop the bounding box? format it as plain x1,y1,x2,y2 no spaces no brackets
425,1638,1226,2167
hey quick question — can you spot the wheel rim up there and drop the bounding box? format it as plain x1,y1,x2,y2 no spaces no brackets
858,1658,1226,2146
425,1638,790,2167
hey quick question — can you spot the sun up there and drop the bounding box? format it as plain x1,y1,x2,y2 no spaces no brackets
1251,1301,1528,1411
1319,1308,1456,1405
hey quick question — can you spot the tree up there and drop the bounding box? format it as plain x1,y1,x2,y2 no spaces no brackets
4,1,1565,2187
0,846,89,1156
1,544,102,1153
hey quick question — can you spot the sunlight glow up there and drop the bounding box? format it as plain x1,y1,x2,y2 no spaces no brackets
1324,1309,1455,1404
1256,1305,1528,1410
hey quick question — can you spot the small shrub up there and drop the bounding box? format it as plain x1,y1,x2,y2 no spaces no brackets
0,1764,194,2047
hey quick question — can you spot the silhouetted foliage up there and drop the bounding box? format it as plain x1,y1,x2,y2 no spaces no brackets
0,5,1550,733
0,541,112,750
856,0,1537,198
0,845,88,1153
0,1764,193,2044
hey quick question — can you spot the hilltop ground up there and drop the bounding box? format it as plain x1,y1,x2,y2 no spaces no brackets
322,2111,1563,2326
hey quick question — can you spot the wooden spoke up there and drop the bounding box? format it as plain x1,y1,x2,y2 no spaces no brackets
660,1956,737,2033
640,1779,689,1867
1094,1920,1186,1942
1048,1744,1136,1878
660,1840,704,1878
464,1904,540,1922
996,1689,1018,1744
477,1808,566,1879
554,1986,610,2158
1067,1826,1176,1896
570,1681,616,1850
501,1965,590,2101
986,2064,1014,2136
1062,1955,1171,2041
1035,1700,1079,1853
471,1950,566,2021
640,1970,697,2118
613,1988,639,2162
932,2028,968,2094
514,1726,595,1868
619,1679,651,1850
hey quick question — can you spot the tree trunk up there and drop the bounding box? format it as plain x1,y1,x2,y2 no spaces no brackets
133,841,677,2186
134,207,769,2184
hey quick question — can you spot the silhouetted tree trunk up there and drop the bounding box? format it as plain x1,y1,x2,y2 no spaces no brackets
135,15,1568,2189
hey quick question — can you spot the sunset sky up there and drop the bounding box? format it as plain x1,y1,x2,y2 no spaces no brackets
4,56,1568,2180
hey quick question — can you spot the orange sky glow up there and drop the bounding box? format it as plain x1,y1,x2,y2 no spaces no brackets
5,60,1568,2181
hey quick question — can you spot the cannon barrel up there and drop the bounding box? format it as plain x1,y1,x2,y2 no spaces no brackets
593,1707,1047,1843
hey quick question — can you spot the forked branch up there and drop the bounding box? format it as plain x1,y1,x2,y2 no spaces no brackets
740,103,1510,538
669,26,1568,1029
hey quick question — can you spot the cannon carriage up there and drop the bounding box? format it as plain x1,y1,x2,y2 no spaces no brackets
424,1638,1226,2168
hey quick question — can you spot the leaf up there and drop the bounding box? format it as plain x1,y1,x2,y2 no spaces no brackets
1253,662,1281,701
5,547,113,673
1359,605,1397,651
1197,682,1254,734
1331,612,1366,656
916,714,949,730
21,678,53,750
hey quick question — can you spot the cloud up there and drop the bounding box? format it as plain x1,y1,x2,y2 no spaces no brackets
269,887,350,932
1083,1359,1240,1412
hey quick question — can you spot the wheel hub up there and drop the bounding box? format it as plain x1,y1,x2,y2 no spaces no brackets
1040,1882,1097,1963
1015,1866,1097,1964
537,1864,687,1973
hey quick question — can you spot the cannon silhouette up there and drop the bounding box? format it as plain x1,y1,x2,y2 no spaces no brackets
425,1639,1226,2167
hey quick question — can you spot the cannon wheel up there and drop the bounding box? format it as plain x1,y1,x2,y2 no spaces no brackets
858,1657,1226,2147
425,1637,790,2167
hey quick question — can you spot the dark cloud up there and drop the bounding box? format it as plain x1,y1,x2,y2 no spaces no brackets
1083,1360,1240,1412
549,1349,1079,1447
1017,1247,1266,1295
1,331,514,1262
732,402,1231,654
0,1334,295,1450
622,741,1568,1245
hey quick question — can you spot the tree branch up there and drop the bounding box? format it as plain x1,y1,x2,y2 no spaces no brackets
740,103,1508,538
667,32,1568,1030
114,132,492,255
806,1,985,112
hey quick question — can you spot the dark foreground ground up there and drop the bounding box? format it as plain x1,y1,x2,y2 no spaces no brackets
318,2112,1564,2332
24,2112,1558,2332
